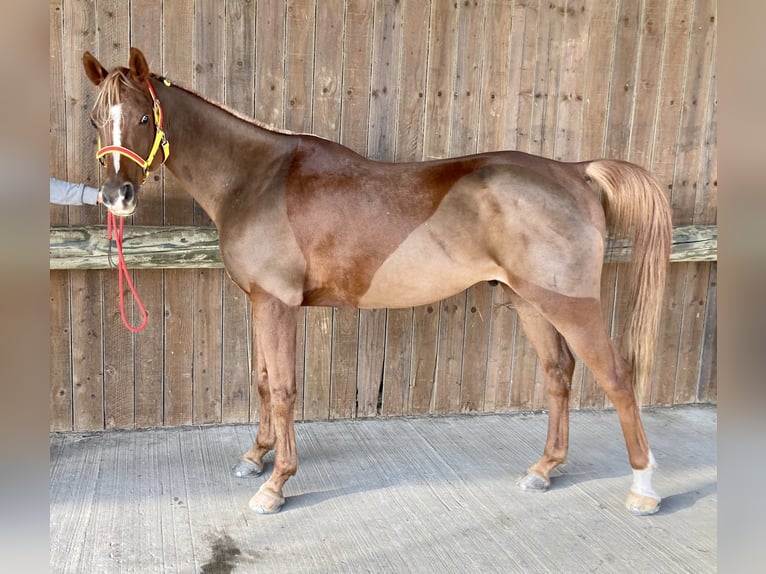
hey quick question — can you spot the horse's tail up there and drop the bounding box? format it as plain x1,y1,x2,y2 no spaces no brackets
585,159,672,405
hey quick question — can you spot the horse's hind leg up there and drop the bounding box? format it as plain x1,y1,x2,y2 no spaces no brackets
536,292,661,515
507,291,576,492
232,328,275,478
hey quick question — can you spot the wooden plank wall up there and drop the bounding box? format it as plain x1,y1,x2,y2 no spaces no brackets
49,0,717,431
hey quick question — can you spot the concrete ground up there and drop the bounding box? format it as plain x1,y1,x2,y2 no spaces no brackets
50,405,716,573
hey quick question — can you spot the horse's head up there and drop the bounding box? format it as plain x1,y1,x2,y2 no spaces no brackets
82,48,169,216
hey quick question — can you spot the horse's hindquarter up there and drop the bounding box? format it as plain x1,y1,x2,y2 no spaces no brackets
284,142,606,308
359,164,606,307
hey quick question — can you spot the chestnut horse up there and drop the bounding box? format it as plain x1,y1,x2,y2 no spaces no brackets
83,48,671,516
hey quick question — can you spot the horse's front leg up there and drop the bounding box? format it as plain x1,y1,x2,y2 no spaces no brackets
247,294,299,514
232,330,274,478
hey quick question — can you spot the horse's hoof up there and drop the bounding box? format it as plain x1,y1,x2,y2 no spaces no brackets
249,485,285,515
232,459,264,478
517,470,550,492
625,490,661,516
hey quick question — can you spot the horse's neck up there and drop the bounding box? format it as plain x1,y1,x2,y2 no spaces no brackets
158,81,295,224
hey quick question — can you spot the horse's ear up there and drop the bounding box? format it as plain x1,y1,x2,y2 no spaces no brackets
128,47,150,84
83,51,108,86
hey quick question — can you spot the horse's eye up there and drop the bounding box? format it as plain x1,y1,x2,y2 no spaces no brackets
90,118,98,128
140,114,149,125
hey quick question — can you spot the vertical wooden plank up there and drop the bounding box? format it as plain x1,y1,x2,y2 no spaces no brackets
461,286,491,413
284,0,316,131
693,37,717,230
674,262,710,402
697,264,717,403
604,0,643,410
330,306,359,419
484,286,516,412
484,0,522,412
255,0,287,129
50,0,72,431
163,0,196,427
409,303,439,414
381,307,412,417
696,50,717,404
671,0,716,405
627,0,666,169
383,0,429,416
392,0,429,161
648,0,694,406
423,0,460,415
422,0,456,162
553,0,588,164
313,0,344,138
285,0,328,420
452,0,488,414
537,1,562,161
577,0,617,158
508,0,540,411
504,0,526,152
302,307,332,420
528,0,565,410
317,0,355,421
603,0,641,160
616,0,667,409
545,0,588,412
357,308,385,417
368,0,401,161
49,268,73,431
340,0,373,155
252,0,287,420
332,0,372,418
192,0,227,424
221,0,257,423
131,0,166,428
604,2,665,412
570,0,616,409
98,0,135,430
312,0,345,419
65,0,104,430
357,0,402,417
476,0,515,153
433,273,466,408
294,310,307,420
509,317,537,412
49,0,69,213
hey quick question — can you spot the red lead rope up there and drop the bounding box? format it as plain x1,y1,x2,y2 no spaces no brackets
107,211,148,332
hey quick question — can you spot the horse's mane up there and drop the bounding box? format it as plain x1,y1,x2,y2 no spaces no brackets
151,73,308,138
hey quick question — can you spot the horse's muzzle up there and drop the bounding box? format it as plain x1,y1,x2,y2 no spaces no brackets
102,181,138,216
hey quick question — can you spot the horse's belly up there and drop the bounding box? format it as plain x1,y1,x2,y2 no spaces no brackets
356,228,501,309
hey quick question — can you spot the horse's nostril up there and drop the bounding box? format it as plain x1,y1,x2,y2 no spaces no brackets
121,182,134,203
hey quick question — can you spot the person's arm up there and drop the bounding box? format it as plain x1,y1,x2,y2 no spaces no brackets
50,177,100,205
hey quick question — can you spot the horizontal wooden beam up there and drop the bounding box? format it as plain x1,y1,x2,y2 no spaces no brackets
49,224,717,270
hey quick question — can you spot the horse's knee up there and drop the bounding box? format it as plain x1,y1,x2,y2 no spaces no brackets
256,369,269,394
541,358,574,398
270,386,296,406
